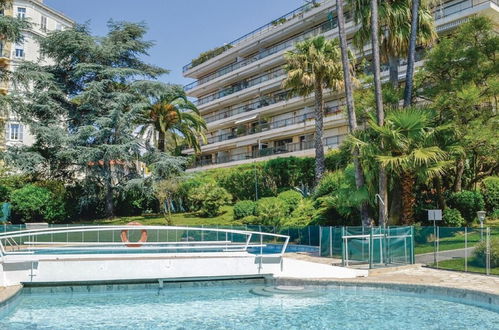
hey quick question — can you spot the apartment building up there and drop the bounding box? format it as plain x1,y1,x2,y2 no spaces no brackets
1,0,74,149
183,0,499,171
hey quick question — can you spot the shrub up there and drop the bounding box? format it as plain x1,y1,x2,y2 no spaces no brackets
10,185,66,223
189,183,232,217
241,215,259,225
233,200,257,219
0,185,9,202
277,190,303,213
443,208,465,227
481,176,499,214
447,190,485,223
283,199,316,227
473,238,499,268
263,157,314,191
256,197,287,227
217,166,273,201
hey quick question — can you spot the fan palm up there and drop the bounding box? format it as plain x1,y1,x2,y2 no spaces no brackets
283,36,346,184
351,107,451,224
140,87,206,155
348,0,437,87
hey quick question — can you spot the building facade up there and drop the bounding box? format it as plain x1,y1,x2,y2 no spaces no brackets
183,0,499,171
1,0,73,149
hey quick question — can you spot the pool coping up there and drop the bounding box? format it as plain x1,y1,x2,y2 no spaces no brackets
0,285,22,308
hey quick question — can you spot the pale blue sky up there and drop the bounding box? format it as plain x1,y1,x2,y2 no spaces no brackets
44,0,305,86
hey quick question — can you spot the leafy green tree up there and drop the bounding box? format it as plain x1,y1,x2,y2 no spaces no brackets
189,183,231,217
283,36,345,183
10,185,65,223
256,197,287,227
139,84,206,154
416,17,499,192
5,22,184,218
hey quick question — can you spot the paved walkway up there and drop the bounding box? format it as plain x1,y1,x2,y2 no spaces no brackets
415,247,475,265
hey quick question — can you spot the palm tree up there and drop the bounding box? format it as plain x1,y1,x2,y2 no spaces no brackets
369,0,388,226
403,0,420,107
140,86,206,154
283,36,344,184
354,107,450,224
349,0,437,88
336,0,371,226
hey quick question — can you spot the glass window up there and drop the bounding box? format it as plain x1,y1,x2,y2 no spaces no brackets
15,48,24,58
17,7,26,19
41,16,47,32
8,123,23,141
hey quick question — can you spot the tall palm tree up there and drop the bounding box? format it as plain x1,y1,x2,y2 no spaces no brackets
369,0,387,226
140,87,206,154
354,108,450,224
403,0,420,107
349,0,437,88
283,36,344,184
336,0,371,226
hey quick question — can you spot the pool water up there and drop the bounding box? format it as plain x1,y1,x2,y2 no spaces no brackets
1,284,498,329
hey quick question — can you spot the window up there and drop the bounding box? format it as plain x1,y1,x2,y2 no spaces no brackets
7,123,23,141
17,7,26,19
41,16,47,32
15,48,24,58
55,23,63,31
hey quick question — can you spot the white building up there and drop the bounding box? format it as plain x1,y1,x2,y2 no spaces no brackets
183,0,499,171
2,0,74,148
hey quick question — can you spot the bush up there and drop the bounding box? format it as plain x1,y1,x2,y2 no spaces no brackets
283,199,316,227
263,157,314,191
233,200,257,219
10,185,66,223
217,166,274,201
481,176,499,214
473,238,499,268
447,190,485,223
443,208,465,227
241,215,259,225
0,185,9,202
189,183,232,217
277,190,303,213
256,197,287,227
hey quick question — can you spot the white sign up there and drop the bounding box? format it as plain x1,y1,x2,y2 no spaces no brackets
428,209,442,221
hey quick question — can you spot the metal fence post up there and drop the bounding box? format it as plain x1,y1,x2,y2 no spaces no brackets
329,226,333,258
464,227,468,272
486,227,491,276
319,226,322,257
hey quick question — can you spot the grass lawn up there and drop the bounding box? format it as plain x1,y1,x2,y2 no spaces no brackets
431,258,499,276
86,206,242,227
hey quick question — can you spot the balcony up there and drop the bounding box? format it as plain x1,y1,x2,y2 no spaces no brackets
204,105,342,145
195,66,285,107
191,134,345,169
182,0,326,73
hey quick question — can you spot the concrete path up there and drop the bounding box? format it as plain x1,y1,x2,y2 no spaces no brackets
415,247,475,265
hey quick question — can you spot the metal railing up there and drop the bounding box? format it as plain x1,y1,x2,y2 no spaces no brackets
192,134,345,168
205,106,342,145
182,0,326,73
0,225,290,258
195,67,286,106
434,0,498,19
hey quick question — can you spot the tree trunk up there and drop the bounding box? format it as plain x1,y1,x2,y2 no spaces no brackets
453,157,465,192
337,0,371,227
403,0,420,108
388,55,399,89
370,0,387,226
389,182,403,224
158,130,166,152
401,171,416,225
314,84,325,185
104,162,114,218
433,176,446,210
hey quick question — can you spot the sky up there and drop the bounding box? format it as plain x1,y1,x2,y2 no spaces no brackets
44,0,305,87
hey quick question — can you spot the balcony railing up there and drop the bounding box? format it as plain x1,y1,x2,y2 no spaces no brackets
196,66,286,106
191,134,345,168
205,106,342,145
434,0,498,19
204,90,292,124
182,0,326,73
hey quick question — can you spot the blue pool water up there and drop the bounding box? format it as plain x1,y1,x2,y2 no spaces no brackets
1,284,498,329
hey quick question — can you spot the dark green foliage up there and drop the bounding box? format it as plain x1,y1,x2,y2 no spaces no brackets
241,215,259,225
189,183,231,217
263,157,315,190
216,166,273,201
325,149,350,171
447,190,485,223
233,200,257,220
256,197,287,227
443,208,465,227
481,176,499,214
191,44,233,67
0,185,9,202
277,190,303,213
284,199,316,227
473,238,499,268
10,185,66,223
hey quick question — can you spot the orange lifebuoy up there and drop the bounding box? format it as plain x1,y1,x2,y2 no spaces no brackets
120,221,147,248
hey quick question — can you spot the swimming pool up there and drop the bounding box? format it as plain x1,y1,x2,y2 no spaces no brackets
1,283,498,329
